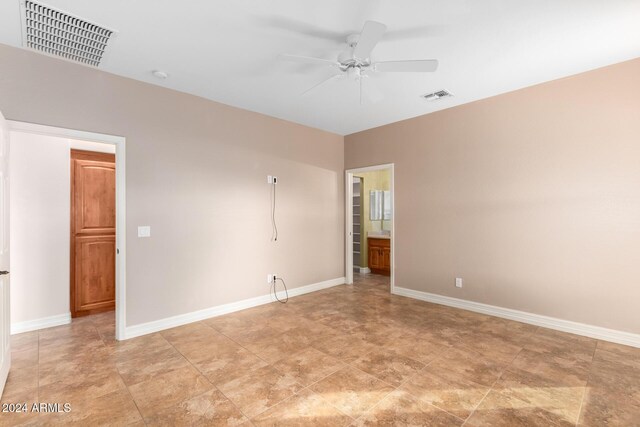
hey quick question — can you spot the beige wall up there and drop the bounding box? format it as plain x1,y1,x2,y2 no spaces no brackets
0,44,344,327
346,58,640,334
9,132,70,325
354,170,390,267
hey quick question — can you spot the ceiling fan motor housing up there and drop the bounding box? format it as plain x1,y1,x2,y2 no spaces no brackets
339,35,372,71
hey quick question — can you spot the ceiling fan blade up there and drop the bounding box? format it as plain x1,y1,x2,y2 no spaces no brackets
251,15,347,43
301,74,342,96
384,25,446,41
374,59,439,72
279,54,340,67
353,21,387,59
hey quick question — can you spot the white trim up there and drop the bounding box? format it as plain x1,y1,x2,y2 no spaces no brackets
124,277,345,340
11,313,71,335
7,120,127,341
345,164,395,293
359,267,371,274
393,287,640,348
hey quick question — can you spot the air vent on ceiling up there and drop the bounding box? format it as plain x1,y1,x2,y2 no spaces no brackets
20,0,116,67
422,90,453,101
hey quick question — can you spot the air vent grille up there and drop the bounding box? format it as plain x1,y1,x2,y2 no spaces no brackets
21,0,116,67
423,89,453,101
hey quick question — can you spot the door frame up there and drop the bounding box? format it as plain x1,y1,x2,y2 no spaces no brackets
345,163,395,293
7,120,127,341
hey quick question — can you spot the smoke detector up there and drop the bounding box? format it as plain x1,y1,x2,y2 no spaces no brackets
422,90,453,101
19,0,117,67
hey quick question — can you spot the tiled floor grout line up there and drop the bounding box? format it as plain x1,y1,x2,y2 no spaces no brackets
93,317,148,427
460,346,524,426
573,339,599,427
203,308,411,422
205,318,382,422
107,348,148,424
388,350,470,424
157,328,258,426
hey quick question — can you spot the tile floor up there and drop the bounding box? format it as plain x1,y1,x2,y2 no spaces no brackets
2,274,639,426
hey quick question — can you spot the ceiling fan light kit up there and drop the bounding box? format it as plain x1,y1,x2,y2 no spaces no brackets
280,20,439,103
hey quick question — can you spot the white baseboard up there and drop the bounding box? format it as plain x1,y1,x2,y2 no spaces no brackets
393,287,640,349
359,267,371,274
124,277,345,340
11,313,71,335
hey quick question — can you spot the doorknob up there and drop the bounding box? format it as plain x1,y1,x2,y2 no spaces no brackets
0,271,8,275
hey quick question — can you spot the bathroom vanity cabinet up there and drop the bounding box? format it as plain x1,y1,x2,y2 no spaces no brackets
368,237,391,276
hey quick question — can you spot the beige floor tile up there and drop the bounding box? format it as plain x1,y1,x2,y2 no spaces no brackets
9,349,38,370
2,364,38,398
493,369,586,424
38,365,127,403
466,390,575,426
127,365,213,418
194,346,269,386
596,340,640,360
350,347,424,387
309,366,394,419
271,347,345,387
523,330,597,363
352,389,463,426
311,333,377,363
10,332,39,354
427,347,506,387
578,384,640,426
252,388,352,427
0,387,40,427
115,345,192,386
217,365,304,418
510,348,590,386
399,365,490,419
243,330,311,364
145,389,250,426
386,334,449,364
39,389,143,426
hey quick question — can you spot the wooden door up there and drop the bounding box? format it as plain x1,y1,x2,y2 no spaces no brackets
0,110,11,397
70,150,116,317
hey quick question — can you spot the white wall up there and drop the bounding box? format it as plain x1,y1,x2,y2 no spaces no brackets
10,132,71,328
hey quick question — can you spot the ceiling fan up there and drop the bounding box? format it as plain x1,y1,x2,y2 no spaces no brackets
279,21,439,103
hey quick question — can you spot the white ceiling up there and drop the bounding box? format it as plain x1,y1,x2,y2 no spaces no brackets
1,0,639,135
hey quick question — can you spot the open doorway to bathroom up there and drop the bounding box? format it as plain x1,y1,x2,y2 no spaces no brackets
345,164,394,292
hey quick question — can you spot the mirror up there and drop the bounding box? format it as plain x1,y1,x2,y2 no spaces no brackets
370,190,382,220
370,190,392,221
383,191,391,220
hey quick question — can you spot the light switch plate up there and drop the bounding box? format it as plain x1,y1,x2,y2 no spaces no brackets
138,226,151,238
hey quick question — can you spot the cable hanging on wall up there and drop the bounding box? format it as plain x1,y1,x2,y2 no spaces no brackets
270,175,278,241
271,276,289,303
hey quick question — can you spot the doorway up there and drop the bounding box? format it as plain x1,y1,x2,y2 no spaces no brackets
345,164,394,292
7,120,126,340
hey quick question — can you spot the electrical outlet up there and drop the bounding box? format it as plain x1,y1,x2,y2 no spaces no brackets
267,274,276,284
455,278,463,288
272,176,278,184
